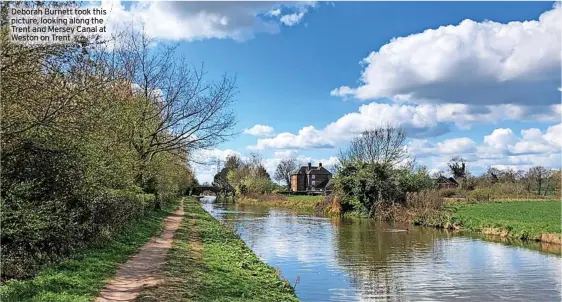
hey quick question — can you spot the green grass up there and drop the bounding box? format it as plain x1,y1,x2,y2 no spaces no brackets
0,200,180,302
286,195,324,202
237,195,324,212
448,200,561,240
136,199,298,302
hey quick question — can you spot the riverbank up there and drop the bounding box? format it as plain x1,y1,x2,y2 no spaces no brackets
237,194,325,212
237,194,561,246
414,200,561,245
0,200,181,301
136,198,298,302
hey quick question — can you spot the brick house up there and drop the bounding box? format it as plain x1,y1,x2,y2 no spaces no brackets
290,162,332,192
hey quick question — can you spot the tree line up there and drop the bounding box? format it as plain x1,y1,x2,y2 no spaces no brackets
329,126,560,217
1,2,236,280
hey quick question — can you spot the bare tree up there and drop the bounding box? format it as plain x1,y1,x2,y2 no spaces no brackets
111,27,237,183
527,166,554,195
274,158,297,189
339,126,407,167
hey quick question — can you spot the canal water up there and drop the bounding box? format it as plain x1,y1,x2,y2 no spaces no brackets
199,197,561,301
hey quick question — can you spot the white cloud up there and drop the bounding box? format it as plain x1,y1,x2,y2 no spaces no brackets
249,102,560,150
436,138,477,154
243,124,275,137
273,150,299,158
408,124,562,174
269,8,281,17
191,148,241,183
280,11,306,26
100,1,316,42
332,4,561,106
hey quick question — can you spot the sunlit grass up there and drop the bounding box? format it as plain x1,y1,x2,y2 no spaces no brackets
137,199,298,302
0,201,180,302
449,200,561,240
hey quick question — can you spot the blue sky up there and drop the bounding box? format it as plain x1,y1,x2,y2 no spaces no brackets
108,1,561,183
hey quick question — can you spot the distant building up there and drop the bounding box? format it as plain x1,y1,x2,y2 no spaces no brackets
435,176,459,189
290,162,332,192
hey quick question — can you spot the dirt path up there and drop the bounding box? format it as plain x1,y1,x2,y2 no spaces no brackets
95,204,184,302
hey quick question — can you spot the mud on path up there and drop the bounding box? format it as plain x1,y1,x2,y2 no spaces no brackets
95,204,184,302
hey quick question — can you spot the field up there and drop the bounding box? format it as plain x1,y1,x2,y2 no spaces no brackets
449,200,561,243
136,200,298,302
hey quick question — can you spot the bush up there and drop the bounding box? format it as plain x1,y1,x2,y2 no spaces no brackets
0,142,179,280
438,188,459,197
466,188,492,202
334,161,435,216
406,190,444,210
0,186,157,280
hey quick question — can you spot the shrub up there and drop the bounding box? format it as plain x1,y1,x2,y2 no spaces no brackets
334,161,435,216
0,186,157,280
466,188,492,202
437,188,459,197
406,190,444,210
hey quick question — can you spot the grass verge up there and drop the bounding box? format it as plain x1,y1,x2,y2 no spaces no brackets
237,195,324,212
136,199,298,302
0,200,180,302
415,200,561,244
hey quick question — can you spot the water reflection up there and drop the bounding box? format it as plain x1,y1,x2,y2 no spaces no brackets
200,198,561,302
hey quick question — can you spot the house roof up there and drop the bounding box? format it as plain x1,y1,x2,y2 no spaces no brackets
291,165,332,175
436,176,458,185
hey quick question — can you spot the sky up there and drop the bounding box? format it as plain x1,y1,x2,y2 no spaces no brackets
102,1,561,184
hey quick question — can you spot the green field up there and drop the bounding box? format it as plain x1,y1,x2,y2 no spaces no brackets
449,200,561,241
137,200,298,302
0,200,180,302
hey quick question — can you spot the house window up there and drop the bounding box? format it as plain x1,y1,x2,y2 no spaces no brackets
312,180,316,186
312,175,316,180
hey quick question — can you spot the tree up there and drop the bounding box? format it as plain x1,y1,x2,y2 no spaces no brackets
274,158,297,189
339,126,407,167
448,157,467,179
112,27,237,186
213,167,234,196
527,166,554,195
224,154,241,171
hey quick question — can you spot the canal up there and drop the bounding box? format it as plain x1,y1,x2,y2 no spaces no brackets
200,197,561,301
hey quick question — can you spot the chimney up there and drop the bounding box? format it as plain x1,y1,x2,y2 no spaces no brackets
308,162,312,170
319,162,322,168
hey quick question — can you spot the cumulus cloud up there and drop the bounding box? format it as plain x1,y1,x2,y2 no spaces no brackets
408,124,562,173
436,138,477,154
249,102,560,150
243,124,276,137
100,1,316,42
332,4,561,106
